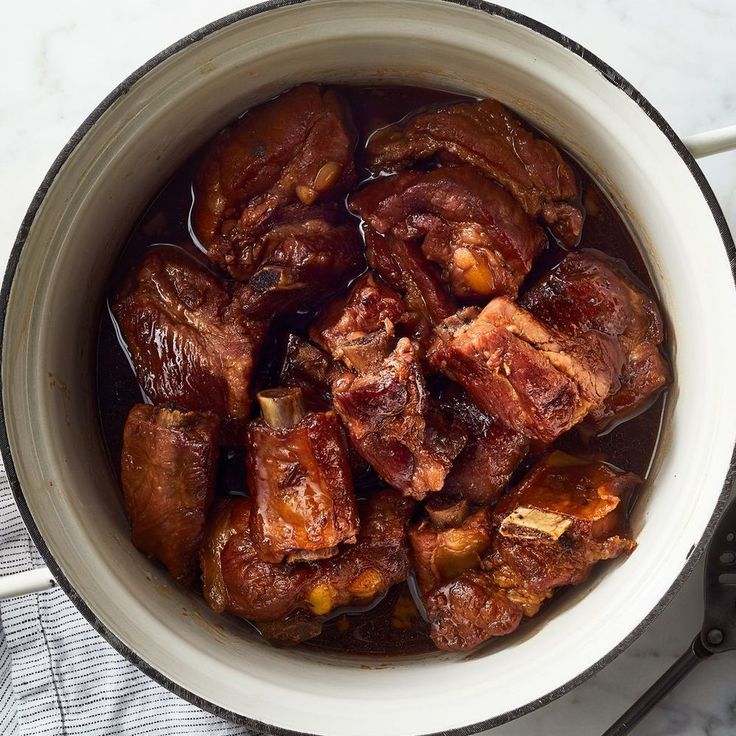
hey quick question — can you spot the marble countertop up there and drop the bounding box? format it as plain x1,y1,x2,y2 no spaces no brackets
1,1,734,734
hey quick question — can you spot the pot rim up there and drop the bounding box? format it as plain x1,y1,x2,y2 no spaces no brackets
1,1,734,734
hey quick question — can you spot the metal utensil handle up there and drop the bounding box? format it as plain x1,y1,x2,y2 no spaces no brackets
601,635,711,736
0,567,56,600
682,124,736,158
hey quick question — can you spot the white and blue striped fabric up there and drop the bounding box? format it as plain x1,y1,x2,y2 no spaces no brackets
0,467,250,736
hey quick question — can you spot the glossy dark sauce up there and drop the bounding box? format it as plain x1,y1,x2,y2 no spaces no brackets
96,85,668,656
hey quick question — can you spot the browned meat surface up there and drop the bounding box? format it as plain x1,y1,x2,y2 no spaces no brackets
105,85,668,658
310,272,408,372
279,334,337,412
257,612,324,645
440,385,529,504
350,167,546,301
311,488,413,615
332,338,467,499
409,508,522,650
365,230,457,348
200,489,413,641
193,84,357,277
487,452,639,617
521,250,669,429
409,451,637,651
246,388,358,564
277,337,370,479
121,404,220,586
112,249,267,426
428,298,624,442
410,508,492,593
425,572,524,652
234,204,365,319
201,496,319,622
365,98,583,246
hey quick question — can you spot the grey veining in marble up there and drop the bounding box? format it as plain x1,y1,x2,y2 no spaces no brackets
1,2,735,735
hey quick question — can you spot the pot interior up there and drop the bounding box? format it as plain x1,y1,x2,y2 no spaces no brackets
3,1,735,735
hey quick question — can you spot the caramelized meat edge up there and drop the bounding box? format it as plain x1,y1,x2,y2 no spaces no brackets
409,452,638,651
201,490,413,643
121,404,220,586
365,97,583,246
112,248,267,428
193,84,357,276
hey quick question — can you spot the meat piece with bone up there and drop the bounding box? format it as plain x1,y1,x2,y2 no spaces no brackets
365,229,457,348
487,451,639,617
440,385,529,504
234,204,365,319
409,507,522,651
350,167,546,301
365,98,583,246
520,249,669,430
428,297,624,442
332,338,467,499
193,84,357,278
112,248,267,427
409,452,637,651
121,404,220,586
246,388,359,564
200,489,413,642
310,272,408,372
278,335,371,479
279,333,337,412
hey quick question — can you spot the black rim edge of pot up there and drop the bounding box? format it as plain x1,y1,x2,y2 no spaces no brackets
0,1,734,735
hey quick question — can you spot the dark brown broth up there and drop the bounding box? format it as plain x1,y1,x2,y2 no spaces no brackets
96,85,668,657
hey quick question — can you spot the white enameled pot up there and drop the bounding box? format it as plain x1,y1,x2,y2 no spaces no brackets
2,2,736,734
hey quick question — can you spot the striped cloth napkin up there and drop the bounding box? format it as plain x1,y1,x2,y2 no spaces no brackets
0,469,249,736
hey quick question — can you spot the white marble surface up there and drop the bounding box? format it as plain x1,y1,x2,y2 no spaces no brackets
1,1,735,734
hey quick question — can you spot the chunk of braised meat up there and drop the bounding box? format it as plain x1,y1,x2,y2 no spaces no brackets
365,97,582,246
332,338,467,499
121,404,220,586
350,167,546,301
440,385,529,504
521,249,669,429
246,388,358,564
409,452,638,651
310,272,408,372
307,488,414,617
365,229,457,348
487,451,639,617
235,205,365,319
201,496,318,622
428,298,624,442
279,333,337,412
112,248,267,426
410,508,492,593
425,572,524,652
277,337,370,479
200,489,413,642
193,84,357,277
409,508,522,650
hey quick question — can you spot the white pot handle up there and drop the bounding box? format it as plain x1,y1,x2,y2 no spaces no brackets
0,567,56,600
682,123,736,158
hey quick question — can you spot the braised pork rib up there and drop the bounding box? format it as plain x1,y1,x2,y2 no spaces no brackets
108,84,668,656
365,98,583,246
112,249,267,427
121,404,220,586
